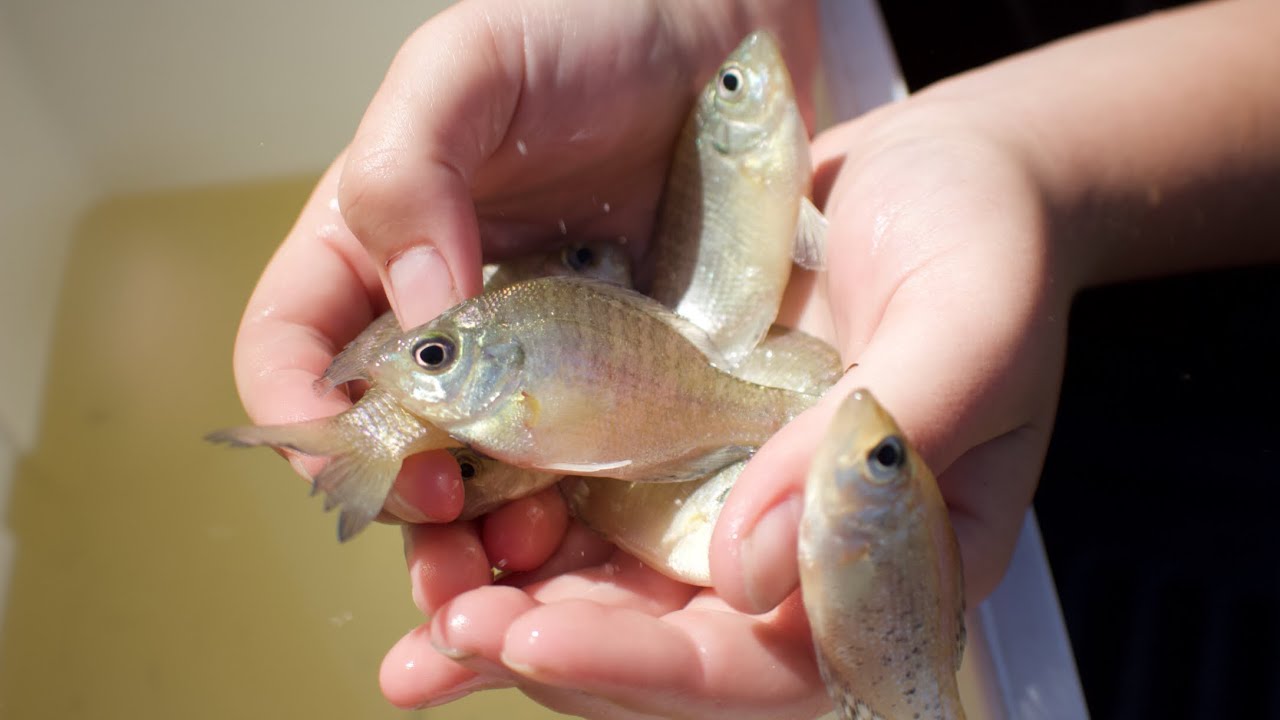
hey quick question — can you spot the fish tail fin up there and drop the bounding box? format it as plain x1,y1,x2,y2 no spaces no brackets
205,418,399,542
204,418,347,456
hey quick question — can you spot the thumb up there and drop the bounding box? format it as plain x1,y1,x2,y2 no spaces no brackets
337,3,524,328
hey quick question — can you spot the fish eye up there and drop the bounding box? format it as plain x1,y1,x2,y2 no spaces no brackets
717,65,746,100
563,243,596,272
413,334,456,372
866,436,906,483
452,450,482,480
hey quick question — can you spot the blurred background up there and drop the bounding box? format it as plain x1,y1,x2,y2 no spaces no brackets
0,0,575,717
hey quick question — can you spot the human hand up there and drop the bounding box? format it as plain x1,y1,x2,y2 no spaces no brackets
382,86,1074,715
229,0,817,525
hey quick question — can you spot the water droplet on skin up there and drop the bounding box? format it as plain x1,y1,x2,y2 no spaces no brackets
558,219,567,235
448,613,471,633
495,558,509,569
328,196,340,213
602,202,611,213
405,660,416,670
516,139,528,156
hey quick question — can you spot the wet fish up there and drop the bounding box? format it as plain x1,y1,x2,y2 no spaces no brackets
648,30,827,365
207,240,631,541
798,390,967,720
371,276,815,483
451,447,561,522
482,238,631,294
564,325,840,584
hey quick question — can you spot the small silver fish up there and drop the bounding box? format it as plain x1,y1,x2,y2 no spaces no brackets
648,30,827,365
482,238,631,294
798,390,967,720
565,325,841,585
371,276,816,483
206,240,631,541
451,447,561,521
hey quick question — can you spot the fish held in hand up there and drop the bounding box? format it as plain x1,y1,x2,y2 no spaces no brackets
648,30,827,365
372,276,816,483
209,240,630,540
451,447,562,521
798,390,967,720
205,386,461,541
482,237,632,294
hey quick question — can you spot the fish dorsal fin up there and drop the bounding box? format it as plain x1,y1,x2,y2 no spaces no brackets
568,277,733,370
792,197,828,271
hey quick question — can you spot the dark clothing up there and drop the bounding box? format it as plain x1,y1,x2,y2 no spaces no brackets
878,3,1280,718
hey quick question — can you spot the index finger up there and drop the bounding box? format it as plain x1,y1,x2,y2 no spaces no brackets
230,152,462,523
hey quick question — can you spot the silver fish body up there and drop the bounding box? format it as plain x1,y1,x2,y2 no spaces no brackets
565,325,841,584
648,30,824,366
371,276,815,483
798,390,967,720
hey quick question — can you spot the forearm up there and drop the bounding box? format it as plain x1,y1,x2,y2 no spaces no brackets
927,0,1280,288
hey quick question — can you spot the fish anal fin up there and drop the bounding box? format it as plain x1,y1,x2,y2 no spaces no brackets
792,197,828,271
640,445,752,483
313,453,401,542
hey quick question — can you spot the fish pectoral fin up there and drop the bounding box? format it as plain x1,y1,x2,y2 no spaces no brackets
314,311,402,396
792,197,828,271
313,453,401,542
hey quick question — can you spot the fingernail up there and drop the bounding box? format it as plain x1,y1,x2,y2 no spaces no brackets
739,493,802,614
388,245,459,328
429,610,474,660
386,490,430,524
401,524,416,562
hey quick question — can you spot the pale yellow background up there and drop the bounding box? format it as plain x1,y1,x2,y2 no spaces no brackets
0,180,571,719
